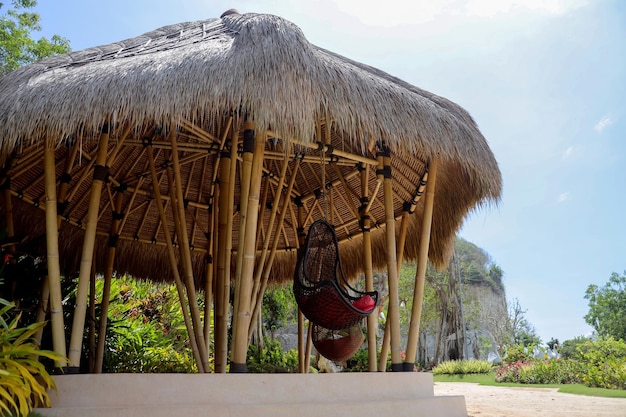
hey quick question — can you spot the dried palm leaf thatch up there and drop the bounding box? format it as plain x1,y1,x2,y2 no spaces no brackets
0,12,501,284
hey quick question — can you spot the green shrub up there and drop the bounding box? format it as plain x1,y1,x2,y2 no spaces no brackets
102,276,202,373
432,359,493,375
578,337,626,390
246,339,299,373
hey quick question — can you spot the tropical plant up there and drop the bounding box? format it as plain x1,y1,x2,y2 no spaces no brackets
0,0,71,76
577,337,626,390
0,298,65,417
432,359,493,375
584,272,626,341
246,339,299,373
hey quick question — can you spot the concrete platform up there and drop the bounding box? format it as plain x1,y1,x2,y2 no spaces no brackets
35,372,467,417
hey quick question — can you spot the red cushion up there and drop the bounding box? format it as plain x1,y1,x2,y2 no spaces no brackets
352,295,375,311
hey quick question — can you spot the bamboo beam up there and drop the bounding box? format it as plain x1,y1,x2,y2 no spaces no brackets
67,126,110,369
405,158,438,366
43,144,67,369
231,125,265,372
266,131,378,166
147,145,206,373
169,128,209,371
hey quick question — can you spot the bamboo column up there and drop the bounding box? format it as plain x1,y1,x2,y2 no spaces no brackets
379,144,403,371
94,192,123,373
168,128,209,371
248,158,300,342
35,141,81,344
359,164,378,371
146,145,206,373
43,144,67,368
231,125,265,372
404,157,439,366
214,127,238,373
232,121,255,339
68,125,111,369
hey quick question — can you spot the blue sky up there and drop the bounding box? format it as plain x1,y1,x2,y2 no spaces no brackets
31,0,625,344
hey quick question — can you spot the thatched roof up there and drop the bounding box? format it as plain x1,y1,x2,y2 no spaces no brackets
0,12,501,285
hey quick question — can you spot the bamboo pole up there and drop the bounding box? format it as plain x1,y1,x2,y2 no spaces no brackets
94,192,123,373
298,311,305,373
43,144,67,369
378,209,411,371
359,164,377,371
405,157,438,366
214,127,238,373
203,184,217,353
248,157,290,335
266,132,378,166
248,158,301,341
231,126,265,372
87,260,97,372
68,126,110,369
232,121,255,338
147,145,206,373
169,128,209,371
379,145,403,371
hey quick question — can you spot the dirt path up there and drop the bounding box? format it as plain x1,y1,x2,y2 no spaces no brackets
434,382,626,417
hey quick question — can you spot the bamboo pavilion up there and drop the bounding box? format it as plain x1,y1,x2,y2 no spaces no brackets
0,10,501,377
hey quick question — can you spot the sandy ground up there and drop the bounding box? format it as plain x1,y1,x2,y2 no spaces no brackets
434,382,626,417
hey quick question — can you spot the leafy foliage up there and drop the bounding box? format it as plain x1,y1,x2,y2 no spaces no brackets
246,339,299,373
0,0,70,76
577,337,626,390
584,271,626,341
100,276,202,373
0,298,65,417
432,359,494,375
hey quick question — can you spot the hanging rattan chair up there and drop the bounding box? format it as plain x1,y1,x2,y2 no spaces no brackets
293,219,378,330
312,323,364,362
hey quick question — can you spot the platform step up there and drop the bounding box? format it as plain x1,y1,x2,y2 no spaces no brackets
35,373,467,417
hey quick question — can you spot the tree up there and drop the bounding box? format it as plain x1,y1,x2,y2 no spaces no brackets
507,298,541,346
584,271,626,341
0,0,70,76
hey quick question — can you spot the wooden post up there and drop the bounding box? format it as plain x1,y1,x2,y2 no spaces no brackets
169,127,209,371
405,157,438,366
68,125,110,369
43,144,67,368
230,125,265,372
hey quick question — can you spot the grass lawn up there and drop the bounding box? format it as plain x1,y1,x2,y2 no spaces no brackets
433,373,626,399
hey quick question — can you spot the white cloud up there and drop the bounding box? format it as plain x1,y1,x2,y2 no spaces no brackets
325,0,589,26
562,146,575,160
594,115,613,133
557,192,570,203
